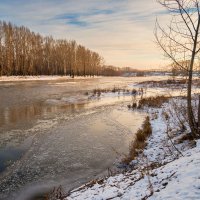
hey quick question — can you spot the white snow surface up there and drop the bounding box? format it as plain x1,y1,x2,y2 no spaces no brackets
0,75,99,82
65,106,200,200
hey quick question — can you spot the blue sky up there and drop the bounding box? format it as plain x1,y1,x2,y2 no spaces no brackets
0,0,167,69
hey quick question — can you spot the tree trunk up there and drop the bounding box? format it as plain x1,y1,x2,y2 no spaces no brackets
187,69,196,136
187,14,200,137
198,95,200,135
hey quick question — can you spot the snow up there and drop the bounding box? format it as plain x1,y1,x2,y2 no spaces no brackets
149,151,200,199
0,75,99,82
64,102,200,200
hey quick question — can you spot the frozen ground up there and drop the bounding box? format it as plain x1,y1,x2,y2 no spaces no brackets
0,76,100,82
65,102,200,200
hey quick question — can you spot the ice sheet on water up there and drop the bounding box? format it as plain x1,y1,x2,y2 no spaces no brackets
61,96,88,103
0,104,146,200
46,95,88,105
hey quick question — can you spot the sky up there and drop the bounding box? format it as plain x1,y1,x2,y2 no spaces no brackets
0,0,168,69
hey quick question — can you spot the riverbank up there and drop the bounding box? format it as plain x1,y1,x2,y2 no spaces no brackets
0,75,100,82
61,98,200,200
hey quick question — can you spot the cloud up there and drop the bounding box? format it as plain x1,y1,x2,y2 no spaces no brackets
0,0,169,69
53,9,115,27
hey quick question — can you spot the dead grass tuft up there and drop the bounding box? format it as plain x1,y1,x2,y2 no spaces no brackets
45,186,66,200
138,96,169,108
91,87,138,97
176,133,194,143
122,116,152,164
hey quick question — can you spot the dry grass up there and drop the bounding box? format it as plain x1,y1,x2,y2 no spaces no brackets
131,89,137,95
45,186,66,200
91,87,120,96
127,102,137,109
138,96,169,108
122,116,152,164
89,87,138,97
138,79,187,87
176,133,194,144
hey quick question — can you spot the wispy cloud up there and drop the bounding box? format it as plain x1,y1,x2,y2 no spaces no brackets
0,0,168,69
53,9,115,27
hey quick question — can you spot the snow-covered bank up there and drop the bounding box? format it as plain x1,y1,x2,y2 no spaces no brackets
64,103,200,200
0,75,100,82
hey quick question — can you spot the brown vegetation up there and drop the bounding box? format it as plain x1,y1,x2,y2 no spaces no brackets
90,87,138,97
0,21,104,76
138,79,187,88
45,186,66,200
138,96,169,108
122,116,152,164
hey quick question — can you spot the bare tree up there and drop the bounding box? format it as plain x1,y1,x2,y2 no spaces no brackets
0,21,108,77
155,0,200,137
0,21,3,76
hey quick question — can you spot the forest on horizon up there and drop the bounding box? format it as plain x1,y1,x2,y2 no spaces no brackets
0,21,130,77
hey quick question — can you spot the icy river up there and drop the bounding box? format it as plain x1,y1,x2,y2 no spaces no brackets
0,76,169,200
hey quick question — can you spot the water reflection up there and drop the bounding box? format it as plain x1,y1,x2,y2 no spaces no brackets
0,102,87,128
0,147,24,173
0,134,33,173
0,85,197,129
0,88,185,128
0,104,42,126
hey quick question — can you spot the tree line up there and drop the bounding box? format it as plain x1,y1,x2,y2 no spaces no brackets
0,21,105,76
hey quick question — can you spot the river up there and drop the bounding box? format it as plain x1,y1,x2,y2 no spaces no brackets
0,76,168,200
